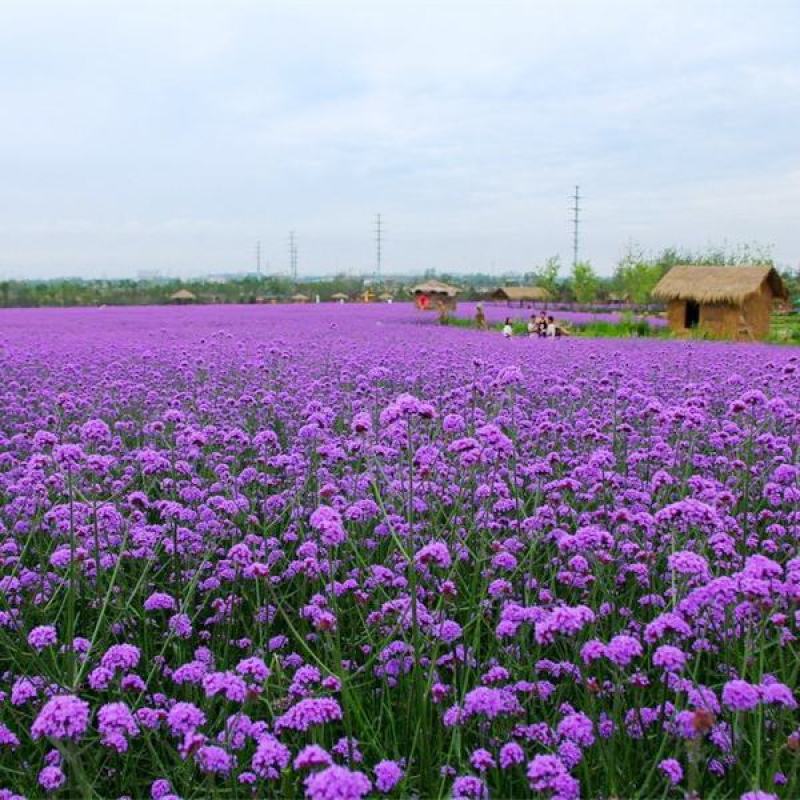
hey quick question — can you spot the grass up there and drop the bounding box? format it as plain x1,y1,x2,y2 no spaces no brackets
768,313,800,344
441,314,667,339
444,310,800,345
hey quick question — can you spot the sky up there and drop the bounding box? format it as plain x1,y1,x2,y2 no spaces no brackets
1,0,798,279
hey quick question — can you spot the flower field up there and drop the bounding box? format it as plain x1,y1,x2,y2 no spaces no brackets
0,303,799,799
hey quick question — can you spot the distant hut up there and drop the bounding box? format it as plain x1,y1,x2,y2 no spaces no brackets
168,289,197,305
378,292,394,304
491,286,551,307
290,293,310,304
331,292,349,304
360,288,375,303
652,265,788,340
411,280,459,312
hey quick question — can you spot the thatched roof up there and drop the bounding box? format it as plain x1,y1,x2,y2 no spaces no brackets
491,286,551,301
652,265,788,305
290,293,309,302
411,280,459,297
169,289,196,301
378,292,393,300
330,292,349,300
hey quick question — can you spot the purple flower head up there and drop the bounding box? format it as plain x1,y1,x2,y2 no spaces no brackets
557,712,595,748
294,744,333,770
605,635,643,667
722,680,761,712
150,779,172,800
374,760,404,793
100,644,141,673
527,754,579,799
195,745,234,776
27,625,58,652
144,592,176,612
0,722,20,749
415,541,452,570
659,758,683,785
166,702,206,737
97,702,139,752
275,697,343,734
31,695,91,741
653,645,687,672
740,794,778,800
310,505,347,547
252,734,291,779
451,775,488,799
761,682,797,709
499,742,525,769
470,749,496,772
38,766,66,792
462,687,522,721
304,765,371,800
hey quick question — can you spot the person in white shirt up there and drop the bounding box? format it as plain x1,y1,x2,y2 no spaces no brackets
546,315,557,338
502,318,513,338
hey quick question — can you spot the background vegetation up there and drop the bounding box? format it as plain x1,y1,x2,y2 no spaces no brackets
0,242,797,310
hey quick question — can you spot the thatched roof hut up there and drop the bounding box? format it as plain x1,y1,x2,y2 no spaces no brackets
330,292,349,302
290,293,310,303
169,289,197,304
491,286,551,305
652,265,787,340
411,280,459,312
378,292,394,302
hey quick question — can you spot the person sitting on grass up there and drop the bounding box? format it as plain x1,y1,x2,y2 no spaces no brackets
502,318,513,338
544,315,571,338
536,312,548,337
527,315,537,337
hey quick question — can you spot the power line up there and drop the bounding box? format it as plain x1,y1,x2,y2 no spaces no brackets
375,213,383,281
289,231,298,282
256,240,261,276
570,185,581,269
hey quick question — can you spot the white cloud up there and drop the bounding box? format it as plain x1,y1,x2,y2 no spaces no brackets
0,0,798,277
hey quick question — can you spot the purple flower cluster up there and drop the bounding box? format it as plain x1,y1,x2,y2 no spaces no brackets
0,303,798,798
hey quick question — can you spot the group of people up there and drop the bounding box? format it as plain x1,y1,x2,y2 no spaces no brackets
474,304,569,339
499,311,569,339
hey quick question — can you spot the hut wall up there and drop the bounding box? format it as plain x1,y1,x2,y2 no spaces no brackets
665,300,686,334
740,282,772,340
698,302,738,339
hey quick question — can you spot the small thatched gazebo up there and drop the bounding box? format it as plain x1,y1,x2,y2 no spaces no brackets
168,289,197,305
331,292,349,304
290,293,310,304
491,286,551,306
652,265,788,340
378,292,394,303
411,280,459,312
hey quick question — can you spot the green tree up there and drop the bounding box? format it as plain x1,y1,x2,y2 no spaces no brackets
531,255,561,298
613,245,664,305
571,260,599,303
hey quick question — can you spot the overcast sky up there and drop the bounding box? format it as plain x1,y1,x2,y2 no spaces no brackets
1,0,798,279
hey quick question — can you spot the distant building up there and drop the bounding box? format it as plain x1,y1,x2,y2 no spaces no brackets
411,280,459,313
652,265,787,340
490,286,551,306
168,289,197,304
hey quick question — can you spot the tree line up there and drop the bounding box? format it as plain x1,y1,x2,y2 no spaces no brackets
0,242,796,308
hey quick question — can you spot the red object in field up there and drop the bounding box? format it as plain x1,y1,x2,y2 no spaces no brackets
418,294,430,309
